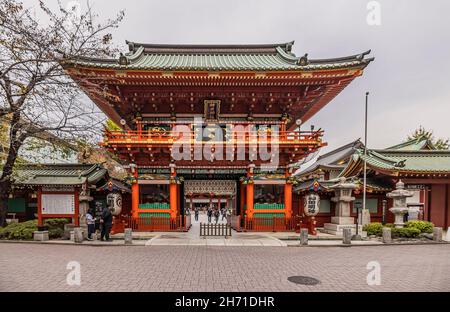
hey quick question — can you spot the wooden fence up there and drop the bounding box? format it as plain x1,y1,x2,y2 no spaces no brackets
200,223,232,238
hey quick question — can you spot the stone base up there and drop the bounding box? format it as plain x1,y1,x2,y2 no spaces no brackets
446,227,450,242
64,224,76,240
323,223,362,236
34,231,49,241
330,217,354,225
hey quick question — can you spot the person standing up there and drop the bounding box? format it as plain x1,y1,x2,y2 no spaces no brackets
214,209,220,224
207,206,212,223
194,206,199,221
100,206,113,242
86,209,96,241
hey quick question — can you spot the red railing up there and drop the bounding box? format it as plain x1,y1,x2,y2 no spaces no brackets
114,215,190,232
244,216,297,232
103,129,324,145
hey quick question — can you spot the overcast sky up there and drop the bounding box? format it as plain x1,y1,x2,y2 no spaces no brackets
24,0,450,154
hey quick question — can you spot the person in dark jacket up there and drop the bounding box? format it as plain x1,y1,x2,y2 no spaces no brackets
214,209,220,224
86,209,96,241
194,207,199,221
100,206,113,241
207,207,213,223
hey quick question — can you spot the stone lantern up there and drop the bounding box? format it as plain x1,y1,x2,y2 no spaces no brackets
324,177,361,235
387,180,413,228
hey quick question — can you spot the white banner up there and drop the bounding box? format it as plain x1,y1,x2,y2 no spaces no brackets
41,194,75,215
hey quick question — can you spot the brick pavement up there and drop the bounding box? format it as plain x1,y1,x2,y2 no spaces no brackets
0,243,449,292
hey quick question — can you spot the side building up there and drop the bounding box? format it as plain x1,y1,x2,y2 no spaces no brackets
295,136,450,229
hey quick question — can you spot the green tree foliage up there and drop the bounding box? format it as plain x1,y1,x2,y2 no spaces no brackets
105,119,122,131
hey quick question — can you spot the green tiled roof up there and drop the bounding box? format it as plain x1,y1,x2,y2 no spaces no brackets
67,41,374,71
11,164,108,186
295,177,391,193
386,136,436,151
349,149,450,174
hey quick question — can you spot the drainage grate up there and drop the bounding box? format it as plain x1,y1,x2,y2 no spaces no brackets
287,276,320,286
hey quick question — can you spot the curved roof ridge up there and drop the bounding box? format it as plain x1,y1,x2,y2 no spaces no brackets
309,50,372,64
126,40,296,54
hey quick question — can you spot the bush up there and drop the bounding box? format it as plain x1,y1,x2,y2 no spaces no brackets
0,218,70,240
392,227,421,238
363,222,384,236
0,220,38,240
405,221,433,234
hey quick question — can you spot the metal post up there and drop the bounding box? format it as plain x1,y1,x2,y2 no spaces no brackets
362,92,369,225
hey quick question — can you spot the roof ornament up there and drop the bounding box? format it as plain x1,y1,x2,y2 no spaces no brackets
285,42,294,52
126,41,135,52
394,160,406,168
298,54,309,66
118,53,129,66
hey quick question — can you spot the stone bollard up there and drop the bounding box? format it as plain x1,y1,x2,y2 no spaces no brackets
300,228,308,246
382,227,392,244
433,227,443,242
124,228,133,245
342,228,352,245
33,231,49,241
73,227,84,243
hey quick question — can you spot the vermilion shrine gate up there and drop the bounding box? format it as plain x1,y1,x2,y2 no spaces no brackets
62,41,373,232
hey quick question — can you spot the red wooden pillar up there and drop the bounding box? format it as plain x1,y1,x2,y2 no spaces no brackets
217,196,221,210
74,188,80,226
131,168,139,219
177,182,181,216
37,187,43,227
284,170,293,219
246,165,255,219
240,181,246,219
169,164,178,219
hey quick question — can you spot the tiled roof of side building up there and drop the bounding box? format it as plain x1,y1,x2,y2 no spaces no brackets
339,148,450,176
65,41,374,71
11,163,109,186
297,139,363,177
385,136,436,151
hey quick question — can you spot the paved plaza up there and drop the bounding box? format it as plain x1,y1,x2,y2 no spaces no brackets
0,242,449,292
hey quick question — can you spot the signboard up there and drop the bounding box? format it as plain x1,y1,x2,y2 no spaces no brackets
41,194,75,215
42,187,75,192
304,193,320,216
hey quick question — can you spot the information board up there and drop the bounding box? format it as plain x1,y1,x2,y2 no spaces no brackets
41,194,75,215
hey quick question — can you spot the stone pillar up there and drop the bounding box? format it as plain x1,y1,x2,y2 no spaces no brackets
78,184,92,237
324,177,360,235
33,231,49,241
387,180,413,228
382,227,392,243
342,228,352,245
124,228,132,245
433,227,443,242
73,227,84,243
300,228,308,246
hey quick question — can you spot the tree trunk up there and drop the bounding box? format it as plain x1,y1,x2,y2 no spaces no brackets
0,181,12,227
0,133,23,227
